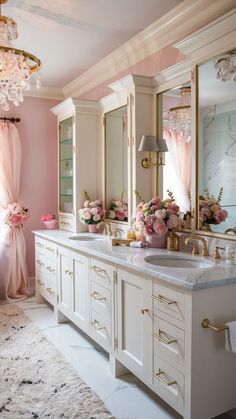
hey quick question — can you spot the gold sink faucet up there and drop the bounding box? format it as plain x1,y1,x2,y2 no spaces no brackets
185,235,209,257
103,222,112,236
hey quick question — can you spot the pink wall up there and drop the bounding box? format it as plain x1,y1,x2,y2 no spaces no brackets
1,97,59,277
80,45,185,100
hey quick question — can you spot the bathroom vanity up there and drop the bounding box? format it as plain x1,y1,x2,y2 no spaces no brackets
34,230,236,419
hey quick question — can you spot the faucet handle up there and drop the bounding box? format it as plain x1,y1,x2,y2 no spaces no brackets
192,243,199,255
213,246,225,260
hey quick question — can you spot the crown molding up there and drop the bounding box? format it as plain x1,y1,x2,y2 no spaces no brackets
63,0,235,99
24,86,64,101
51,97,100,120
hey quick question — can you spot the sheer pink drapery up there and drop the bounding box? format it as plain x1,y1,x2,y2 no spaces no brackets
163,129,191,212
0,121,29,300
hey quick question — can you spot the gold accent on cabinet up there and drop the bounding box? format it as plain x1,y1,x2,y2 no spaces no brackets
153,370,177,387
153,331,177,345
152,294,177,306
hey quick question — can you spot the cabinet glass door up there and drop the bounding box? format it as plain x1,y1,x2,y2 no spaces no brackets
59,117,73,214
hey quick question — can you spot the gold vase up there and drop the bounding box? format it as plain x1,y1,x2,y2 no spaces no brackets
167,230,179,251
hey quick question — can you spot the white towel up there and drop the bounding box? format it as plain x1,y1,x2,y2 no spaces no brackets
225,321,236,352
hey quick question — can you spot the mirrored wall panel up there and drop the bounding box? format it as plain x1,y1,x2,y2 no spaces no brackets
198,49,236,234
159,83,191,224
105,105,128,222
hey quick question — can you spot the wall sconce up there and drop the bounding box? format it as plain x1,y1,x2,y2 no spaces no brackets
138,135,168,169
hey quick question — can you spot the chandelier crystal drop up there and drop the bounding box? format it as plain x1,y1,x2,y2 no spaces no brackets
0,0,41,111
163,87,191,143
215,51,236,82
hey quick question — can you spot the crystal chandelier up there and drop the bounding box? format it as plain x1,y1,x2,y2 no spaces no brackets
215,50,236,82
163,87,191,143
0,0,41,111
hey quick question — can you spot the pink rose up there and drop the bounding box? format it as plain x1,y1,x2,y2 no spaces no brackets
11,214,22,225
211,204,220,213
115,210,126,221
155,209,166,219
40,214,46,222
45,214,54,221
166,203,180,214
167,214,178,230
214,209,228,223
137,212,144,222
153,218,168,237
151,197,161,208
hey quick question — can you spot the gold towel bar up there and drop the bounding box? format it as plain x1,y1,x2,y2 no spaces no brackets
202,318,229,332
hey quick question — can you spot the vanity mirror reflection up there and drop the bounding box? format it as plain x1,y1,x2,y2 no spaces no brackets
105,105,128,223
198,49,236,235
158,83,192,222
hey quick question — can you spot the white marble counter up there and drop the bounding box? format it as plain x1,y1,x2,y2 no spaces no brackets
33,230,236,291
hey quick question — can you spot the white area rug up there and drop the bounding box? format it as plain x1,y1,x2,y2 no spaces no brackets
0,303,114,419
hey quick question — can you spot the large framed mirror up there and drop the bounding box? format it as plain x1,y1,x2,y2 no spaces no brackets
105,105,128,223
158,82,192,228
197,49,236,236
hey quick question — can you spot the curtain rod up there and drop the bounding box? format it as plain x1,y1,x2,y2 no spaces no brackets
0,117,21,123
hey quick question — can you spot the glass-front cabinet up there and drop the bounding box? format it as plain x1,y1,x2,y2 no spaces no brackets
59,117,73,214
51,98,99,232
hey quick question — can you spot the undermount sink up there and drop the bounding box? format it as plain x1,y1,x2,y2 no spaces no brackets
145,255,214,269
68,235,105,241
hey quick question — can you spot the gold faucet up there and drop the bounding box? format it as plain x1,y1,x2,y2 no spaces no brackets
103,222,112,236
185,235,209,257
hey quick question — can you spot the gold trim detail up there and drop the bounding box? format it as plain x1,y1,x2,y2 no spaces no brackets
0,45,41,73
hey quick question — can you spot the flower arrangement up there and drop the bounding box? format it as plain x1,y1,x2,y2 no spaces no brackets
79,191,105,225
108,193,128,221
134,190,182,238
40,213,58,229
5,203,30,228
40,214,56,222
199,187,228,226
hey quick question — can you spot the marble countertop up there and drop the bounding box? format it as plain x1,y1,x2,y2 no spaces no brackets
33,230,236,291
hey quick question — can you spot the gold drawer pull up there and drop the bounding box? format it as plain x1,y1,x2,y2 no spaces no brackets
37,279,45,286
153,370,177,387
36,260,44,267
46,287,55,295
153,331,177,345
91,319,107,332
152,294,177,305
36,242,44,248
60,221,70,225
91,266,107,275
90,291,106,302
141,308,149,315
46,266,55,272
46,246,55,253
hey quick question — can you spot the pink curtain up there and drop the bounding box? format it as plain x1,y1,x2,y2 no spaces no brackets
0,121,29,300
164,129,191,212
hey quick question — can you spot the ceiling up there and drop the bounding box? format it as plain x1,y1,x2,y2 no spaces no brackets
3,0,182,89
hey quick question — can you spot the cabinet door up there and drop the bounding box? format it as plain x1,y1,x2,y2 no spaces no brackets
117,269,152,383
58,247,73,317
72,252,89,333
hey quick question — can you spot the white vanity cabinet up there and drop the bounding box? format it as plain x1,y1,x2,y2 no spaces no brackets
57,246,90,333
117,269,152,384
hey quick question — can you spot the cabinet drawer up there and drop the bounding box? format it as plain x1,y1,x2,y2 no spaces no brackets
35,238,57,258
90,281,111,317
153,355,184,414
153,316,185,372
59,215,75,232
90,309,112,350
153,283,185,323
35,254,46,274
36,273,56,307
90,258,114,289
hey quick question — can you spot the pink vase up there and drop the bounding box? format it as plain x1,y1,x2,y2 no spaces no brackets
88,224,98,233
43,219,58,229
146,232,167,248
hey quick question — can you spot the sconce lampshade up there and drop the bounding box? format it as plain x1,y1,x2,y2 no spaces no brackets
138,135,159,152
157,138,168,152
